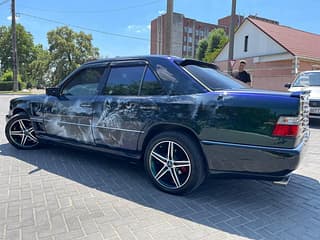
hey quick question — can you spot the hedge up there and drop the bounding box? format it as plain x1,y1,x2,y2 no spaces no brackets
0,81,26,91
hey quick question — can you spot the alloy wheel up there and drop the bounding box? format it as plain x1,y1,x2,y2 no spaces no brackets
8,118,38,148
149,140,191,190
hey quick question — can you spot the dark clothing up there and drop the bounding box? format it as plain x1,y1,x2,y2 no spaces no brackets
234,71,251,84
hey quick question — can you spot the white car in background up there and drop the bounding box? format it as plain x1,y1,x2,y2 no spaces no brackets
286,70,320,119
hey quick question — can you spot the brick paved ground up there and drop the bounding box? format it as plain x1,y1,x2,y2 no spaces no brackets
0,95,319,240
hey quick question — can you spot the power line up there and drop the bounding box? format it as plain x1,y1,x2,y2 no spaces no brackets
18,0,161,14
18,12,198,47
18,12,151,42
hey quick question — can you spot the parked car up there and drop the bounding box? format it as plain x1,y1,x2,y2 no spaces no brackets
5,56,309,194
286,70,320,119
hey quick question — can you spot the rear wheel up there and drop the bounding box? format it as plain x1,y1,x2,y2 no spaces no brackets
5,113,39,149
144,131,206,195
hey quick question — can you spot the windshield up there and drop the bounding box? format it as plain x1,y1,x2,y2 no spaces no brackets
183,64,247,90
292,72,320,87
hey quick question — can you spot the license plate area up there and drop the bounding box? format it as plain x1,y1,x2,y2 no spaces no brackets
309,107,320,114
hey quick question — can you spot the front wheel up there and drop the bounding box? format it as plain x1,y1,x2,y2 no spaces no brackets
5,113,39,149
144,131,206,195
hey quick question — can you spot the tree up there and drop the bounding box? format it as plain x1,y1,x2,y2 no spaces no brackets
47,26,99,85
195,39,208,61
195,28,228,63
0,24,37,83
28,44,51,88
204,28,228,63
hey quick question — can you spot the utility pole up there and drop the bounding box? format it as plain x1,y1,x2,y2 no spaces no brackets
165,0,173,55
11,0,19,91
227,0,237,74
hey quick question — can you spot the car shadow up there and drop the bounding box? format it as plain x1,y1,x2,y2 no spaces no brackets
0,143,319,239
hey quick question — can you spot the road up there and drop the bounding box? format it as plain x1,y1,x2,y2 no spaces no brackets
0,95,319,240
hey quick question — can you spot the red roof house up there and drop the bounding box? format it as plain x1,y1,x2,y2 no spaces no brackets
215,17,320,90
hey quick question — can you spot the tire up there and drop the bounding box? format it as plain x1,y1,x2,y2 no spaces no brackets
5,113,39,150
144,131,206,195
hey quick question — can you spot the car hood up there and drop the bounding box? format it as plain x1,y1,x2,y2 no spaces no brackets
288,86,320,100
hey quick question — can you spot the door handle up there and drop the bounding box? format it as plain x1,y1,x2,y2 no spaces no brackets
139,105,158,110
80,103,92,108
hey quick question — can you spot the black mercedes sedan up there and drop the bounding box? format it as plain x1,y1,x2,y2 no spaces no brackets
5,55,309,194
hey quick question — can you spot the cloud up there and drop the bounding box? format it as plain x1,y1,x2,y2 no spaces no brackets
158,10,166,15
7,15,20,21
127,25,150,34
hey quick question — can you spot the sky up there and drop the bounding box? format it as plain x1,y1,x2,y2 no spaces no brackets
0,0,320,57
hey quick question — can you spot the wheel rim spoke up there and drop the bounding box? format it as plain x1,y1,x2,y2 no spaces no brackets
173,161,191,168
18,120,27,131
21,134,28,146
10,130,24,136
155,166,169,180
151,151,167,165
167,141,174,160
169,168,181,188
27,133,38,143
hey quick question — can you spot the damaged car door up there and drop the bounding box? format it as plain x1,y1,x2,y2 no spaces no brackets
43,66,106,143
92,61,163,152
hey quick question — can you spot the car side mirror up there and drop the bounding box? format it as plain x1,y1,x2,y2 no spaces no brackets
46,87,60,97
284,83,291,88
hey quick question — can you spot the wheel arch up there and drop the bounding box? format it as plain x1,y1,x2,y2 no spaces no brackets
12,108,28,116
139,123,209,171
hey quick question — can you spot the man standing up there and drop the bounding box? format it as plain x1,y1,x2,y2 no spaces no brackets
233,60,251,86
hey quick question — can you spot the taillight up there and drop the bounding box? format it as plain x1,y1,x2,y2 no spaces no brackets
272,116,299,137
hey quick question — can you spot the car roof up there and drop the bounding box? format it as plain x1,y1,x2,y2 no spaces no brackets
83,55,184,65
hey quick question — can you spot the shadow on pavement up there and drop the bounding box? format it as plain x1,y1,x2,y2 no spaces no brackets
0,143,319,240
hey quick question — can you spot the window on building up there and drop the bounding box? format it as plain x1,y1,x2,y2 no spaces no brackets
184,26,188,32
244,35,249,52
188,27,193,34
183,45,187,51
188,37,193,43
183,36,187,42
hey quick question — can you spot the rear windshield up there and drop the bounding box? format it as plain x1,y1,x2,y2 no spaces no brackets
183,64,247,90
292,72,320,87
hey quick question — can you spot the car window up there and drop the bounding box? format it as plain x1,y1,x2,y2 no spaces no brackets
183,64,247,90
104,65,144,96
62,67,105,96
140,68,165,96
155,63,207,95
292,72,320,87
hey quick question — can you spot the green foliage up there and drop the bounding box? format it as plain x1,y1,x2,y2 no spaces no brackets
47,26,99,85
28,44,51,88
0,81,13,91
0,24,37,83
0,24,100,88
0,80,26,91
195,28,228,63
0,70,24,90
0,70,21,82
195,39,208,61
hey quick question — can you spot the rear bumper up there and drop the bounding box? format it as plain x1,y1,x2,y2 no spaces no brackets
201,138,307,180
